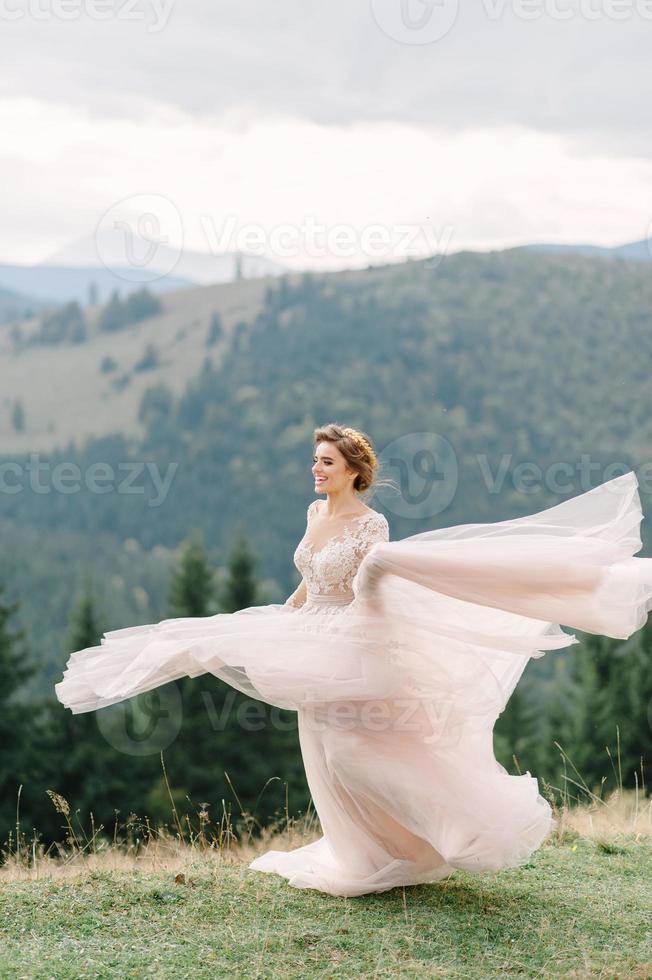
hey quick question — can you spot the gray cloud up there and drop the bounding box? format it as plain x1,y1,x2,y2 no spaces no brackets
0,1,650,152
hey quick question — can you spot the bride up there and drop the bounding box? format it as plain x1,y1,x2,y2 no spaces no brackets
55,423,652,898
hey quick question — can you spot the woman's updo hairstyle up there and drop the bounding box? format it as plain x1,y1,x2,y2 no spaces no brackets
313,423,378,495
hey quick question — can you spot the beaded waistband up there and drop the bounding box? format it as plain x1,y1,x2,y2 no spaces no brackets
305,591,353,605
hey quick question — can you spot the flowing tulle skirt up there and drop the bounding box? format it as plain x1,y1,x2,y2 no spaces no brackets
55,470,652,896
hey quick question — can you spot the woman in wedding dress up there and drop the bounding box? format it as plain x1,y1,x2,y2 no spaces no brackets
55,423,652,898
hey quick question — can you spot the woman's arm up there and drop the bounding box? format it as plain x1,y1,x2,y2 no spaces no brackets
284,577,307,609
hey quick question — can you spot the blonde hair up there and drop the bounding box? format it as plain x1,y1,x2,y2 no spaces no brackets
312,422,379,494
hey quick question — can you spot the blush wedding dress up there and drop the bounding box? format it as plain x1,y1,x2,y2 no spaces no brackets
55,470,652,897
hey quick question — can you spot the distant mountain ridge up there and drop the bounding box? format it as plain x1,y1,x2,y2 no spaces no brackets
2,245,652,685
0,283,49,323
44,230,288,285
0,263,195,307
3,234,648,311
519,238,652,262
0,229,288,308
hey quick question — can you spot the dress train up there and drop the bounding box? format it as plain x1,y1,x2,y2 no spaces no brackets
55,470,652,896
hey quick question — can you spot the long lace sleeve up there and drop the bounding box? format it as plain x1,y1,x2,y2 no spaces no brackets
354,511,389,557
351,513,390,599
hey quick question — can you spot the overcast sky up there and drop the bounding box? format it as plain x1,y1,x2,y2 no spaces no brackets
2,0,651,271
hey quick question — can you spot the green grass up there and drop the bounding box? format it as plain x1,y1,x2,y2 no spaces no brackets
1,834,650,979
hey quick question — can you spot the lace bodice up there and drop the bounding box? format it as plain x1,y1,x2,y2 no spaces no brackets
290,500,389,604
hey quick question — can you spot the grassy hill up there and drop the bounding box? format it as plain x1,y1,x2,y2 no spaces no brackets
0,284,48,324
0,274,274,455
2,245,651,460
2,246,652,690
1,248,651,921
0,262,195,308
1,793,649,978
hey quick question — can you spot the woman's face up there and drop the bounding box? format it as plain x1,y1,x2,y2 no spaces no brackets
312,441,355,494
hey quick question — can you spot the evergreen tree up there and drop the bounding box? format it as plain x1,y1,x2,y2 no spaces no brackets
219,529,259,613
98,287,161,333
123,287,162,324
138,383,174,434
494,675,544,777
626,615,652,792
36,301,86,346
134,342,159,373
46,578,141,836
11,399,24,432
145,534,219,817
531,625,651,805
566,632,614,792
207,312,224,347
537,655,577,806
0,583,38,840
168,534,216,618
157,532,306,829
597,618,652,790
97,288,123,332
217,531,306,820
565,629,650,794
231,320,248,354
100,355,118,374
